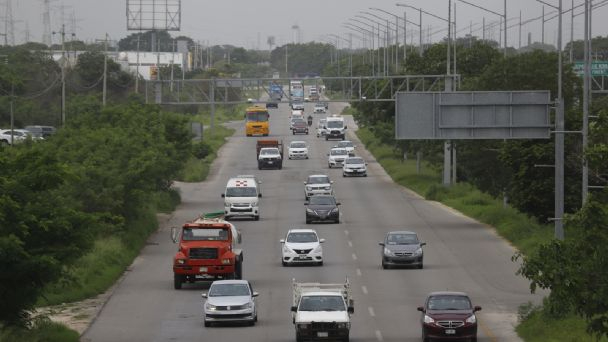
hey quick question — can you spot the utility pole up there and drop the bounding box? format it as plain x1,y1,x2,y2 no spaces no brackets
582,0,589,204
135,33,141,93
53,24,67,125
103,33,108,106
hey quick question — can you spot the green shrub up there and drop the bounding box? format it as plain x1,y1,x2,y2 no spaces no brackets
0,319,79,342
192,141,212,159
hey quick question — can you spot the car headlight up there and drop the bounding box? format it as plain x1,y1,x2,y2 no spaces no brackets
224,202,229,207
221,258,231,265
176,259,186,265
306,186,312,191
306,208,315,214
313,245,322,253
205,303,217,311
283,245,293,253
383,247,394,256
251,201,258,207
423,314,435,324
336,322,350,329
297,323,311,330
330,207,339,213
466,314,476,324
414,247,423,256
324,186,331,190
243,302,253,309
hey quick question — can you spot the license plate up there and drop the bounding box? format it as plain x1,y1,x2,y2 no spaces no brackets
445,329,456,335
317,332,328,337
199,267,208,272
268,161,273,164
298,256,307,260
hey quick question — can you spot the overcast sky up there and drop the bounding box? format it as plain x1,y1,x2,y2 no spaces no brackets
10,0,608,50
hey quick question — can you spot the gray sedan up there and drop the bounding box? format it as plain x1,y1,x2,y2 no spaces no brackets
202,280,259,327
379,231,426,269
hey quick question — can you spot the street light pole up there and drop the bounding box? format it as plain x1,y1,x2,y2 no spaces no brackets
457,0,507,57
396,3,423,56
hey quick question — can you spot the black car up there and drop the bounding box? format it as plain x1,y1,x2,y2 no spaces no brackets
292,121,309,135
379,231,425,269
266,101,278,108
305,195,340,224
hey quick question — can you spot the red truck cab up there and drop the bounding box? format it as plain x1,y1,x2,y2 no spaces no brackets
171,214,243,289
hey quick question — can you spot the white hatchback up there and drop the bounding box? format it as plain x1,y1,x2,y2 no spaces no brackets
288,141,309,159
280,229,324,266
342,156,368,177
327,147,348,168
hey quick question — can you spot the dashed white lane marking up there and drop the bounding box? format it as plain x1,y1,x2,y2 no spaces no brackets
356,268,362,276
344,230,349,236
361,286,368,294
348,241,353,247
368,307,376,317
352,253,358,260
375,330,384,341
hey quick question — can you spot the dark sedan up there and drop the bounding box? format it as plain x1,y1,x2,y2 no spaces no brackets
417,291,481,341
379,231,425,269
305,195,340,224
292,121,309,135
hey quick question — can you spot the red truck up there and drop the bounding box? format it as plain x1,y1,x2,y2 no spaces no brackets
171,213,243,289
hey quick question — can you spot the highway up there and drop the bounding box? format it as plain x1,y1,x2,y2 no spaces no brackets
82,99,543,342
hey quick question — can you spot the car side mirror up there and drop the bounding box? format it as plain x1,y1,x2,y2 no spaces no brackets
221,193,225,198
319,238,325,243
201,293,208,299
379,242,385,246
330,181,334,184
336,202,341,205
474,306,482,312
420,242,427,247
170,227,179,243
304,202,309,205
348,306,354,314
344,125,348,129
417,306,425,312
237,231,242,244
258,193,262,198
252,292,259,297
290,306,297,312
280,239,285,243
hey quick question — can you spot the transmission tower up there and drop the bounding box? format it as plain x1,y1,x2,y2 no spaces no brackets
42,0,51,46
3,0,15,45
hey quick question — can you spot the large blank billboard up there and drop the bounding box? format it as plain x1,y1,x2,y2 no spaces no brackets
395,91,551,140
127,0,181,31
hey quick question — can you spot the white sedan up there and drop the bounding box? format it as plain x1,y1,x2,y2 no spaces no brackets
280,229,324,266
343,156,368,177
327,147,348,168
288,141,309,159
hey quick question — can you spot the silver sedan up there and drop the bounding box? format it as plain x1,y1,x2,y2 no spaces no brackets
202,279,259,327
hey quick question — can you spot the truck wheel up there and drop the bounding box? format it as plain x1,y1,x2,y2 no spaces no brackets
235,260,243,280
325,135,329,141
173,274,183,289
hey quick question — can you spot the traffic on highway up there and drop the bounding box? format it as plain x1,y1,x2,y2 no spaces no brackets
83,86,543,342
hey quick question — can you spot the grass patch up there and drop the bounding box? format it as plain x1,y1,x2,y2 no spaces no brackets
179,125,235,182
517,309,607,342
0,319,79,342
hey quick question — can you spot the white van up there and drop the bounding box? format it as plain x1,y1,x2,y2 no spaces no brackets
221,177,261,220
325,115,347,140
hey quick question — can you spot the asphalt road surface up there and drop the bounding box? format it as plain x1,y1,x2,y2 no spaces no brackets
82,99,544,342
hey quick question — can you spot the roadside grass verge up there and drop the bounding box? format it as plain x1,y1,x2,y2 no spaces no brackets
516,309,608,342
0,319,79,342
179,125,235,182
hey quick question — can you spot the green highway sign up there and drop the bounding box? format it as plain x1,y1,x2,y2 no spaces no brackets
573,61,608,76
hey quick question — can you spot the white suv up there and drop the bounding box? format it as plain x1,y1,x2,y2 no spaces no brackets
280,229,324,266
327,147,348,168
304,174,333,200
335,140,355,156
288,141,309,159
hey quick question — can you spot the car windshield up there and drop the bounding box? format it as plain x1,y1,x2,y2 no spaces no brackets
309,196,336,206
345,158,364,164
246,111,269,122
182,228,229,241
337,141,353,148
226,187,257,197
209,283,251,297
287,232,318,243
315,103,324,107
307,176,330,184
386,233,419,245
330,149,347,156
291,142,307,148
260,149,279,155
327,121,343,128
299,296,346,311
427,295,472,310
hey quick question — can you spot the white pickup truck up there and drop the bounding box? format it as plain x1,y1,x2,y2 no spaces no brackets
291,278,354,342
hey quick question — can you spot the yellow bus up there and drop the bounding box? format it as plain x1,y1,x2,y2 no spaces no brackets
245,106,270,136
